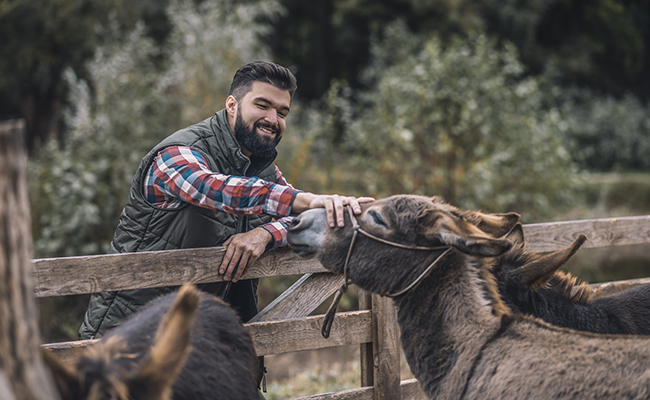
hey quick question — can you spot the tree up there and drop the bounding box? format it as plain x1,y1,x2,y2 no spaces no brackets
0,0,172,153
0,120,60,400
284,21,580,222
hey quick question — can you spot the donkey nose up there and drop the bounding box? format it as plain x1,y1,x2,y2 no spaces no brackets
289,214,310,231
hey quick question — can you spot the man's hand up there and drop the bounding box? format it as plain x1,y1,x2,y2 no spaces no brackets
293,193,375,228
219,228,273,282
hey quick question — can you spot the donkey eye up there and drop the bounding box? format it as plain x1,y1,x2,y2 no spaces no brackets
369,210,387,227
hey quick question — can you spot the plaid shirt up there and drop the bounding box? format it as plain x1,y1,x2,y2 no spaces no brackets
143,145,300,249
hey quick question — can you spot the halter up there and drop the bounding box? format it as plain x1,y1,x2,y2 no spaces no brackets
321,206,452,338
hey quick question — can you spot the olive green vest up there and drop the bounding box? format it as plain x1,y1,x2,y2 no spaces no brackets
79,110,278,339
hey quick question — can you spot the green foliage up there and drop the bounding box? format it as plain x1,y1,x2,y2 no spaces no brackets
283,21,581,222
0,0,171,151
561,91,650,171
29,0,281,259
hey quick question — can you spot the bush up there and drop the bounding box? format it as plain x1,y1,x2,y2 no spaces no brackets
562,91,650,172
283,20,582,222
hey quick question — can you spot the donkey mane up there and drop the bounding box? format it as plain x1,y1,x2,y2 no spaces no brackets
497,241,593,304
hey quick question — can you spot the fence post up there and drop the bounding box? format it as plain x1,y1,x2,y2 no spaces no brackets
370,294,401,399
359,290,374,387
0,120,60,400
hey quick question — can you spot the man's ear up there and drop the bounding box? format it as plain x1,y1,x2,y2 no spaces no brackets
226,95,238,116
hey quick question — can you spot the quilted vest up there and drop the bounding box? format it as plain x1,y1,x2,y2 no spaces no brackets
78,109,278,339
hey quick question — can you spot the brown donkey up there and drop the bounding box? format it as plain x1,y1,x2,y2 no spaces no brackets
288,195,650,400
493,223,650,335
44,284,260,400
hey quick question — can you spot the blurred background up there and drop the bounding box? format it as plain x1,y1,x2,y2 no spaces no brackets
2,0,650,397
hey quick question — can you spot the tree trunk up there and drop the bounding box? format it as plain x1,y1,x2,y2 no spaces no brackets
0,119,60,400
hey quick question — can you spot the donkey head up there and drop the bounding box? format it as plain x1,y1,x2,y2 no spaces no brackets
492,225,591,308
288,195,519,295
43,284,201,400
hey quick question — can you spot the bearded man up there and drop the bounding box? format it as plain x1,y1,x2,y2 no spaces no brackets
78,62,372,395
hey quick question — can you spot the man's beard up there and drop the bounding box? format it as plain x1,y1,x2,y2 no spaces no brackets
234,111,282,159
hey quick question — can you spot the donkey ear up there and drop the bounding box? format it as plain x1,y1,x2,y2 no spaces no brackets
422,212,513,257
504,223,525,246
464,211,521,238
508,234,587,290
130,284,202,398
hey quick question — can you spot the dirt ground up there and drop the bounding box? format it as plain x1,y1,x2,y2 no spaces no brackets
265,344,360,382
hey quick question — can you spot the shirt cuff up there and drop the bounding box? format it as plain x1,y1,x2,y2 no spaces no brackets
260,217,293,250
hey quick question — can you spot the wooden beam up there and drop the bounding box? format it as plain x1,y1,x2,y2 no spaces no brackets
250,273,344,323
358,290,374,388
33,247,326,297
588,277,650,298
371,294,400,400
292,380,425,400
249,311,372,356
524,216,650,253
43,310,372,362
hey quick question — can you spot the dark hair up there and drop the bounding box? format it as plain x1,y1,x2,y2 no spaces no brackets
228,60,298,101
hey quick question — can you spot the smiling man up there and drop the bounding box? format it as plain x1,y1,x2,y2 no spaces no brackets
78,62,373,396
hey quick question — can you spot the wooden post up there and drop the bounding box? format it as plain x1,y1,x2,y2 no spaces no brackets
0,120,60,400
371,294,401,400
358,289,374,387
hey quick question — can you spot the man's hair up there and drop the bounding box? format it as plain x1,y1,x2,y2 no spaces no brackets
228,61,298,101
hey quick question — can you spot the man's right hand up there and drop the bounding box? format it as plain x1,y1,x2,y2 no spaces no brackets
293,193,375,228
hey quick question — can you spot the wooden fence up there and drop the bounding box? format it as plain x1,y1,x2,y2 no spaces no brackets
36,214,650,399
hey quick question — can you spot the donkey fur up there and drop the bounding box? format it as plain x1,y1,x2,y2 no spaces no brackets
44,285,259,400
288,195,650,400
494,223,650,335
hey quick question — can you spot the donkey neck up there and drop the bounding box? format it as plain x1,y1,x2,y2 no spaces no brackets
393,252,504,400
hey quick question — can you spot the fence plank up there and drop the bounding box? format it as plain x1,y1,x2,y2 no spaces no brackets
371,294,401,400
358,290,374,388
31,215,650,298
250,311,372,356
292,380,425,400
524,216,650,253
588,277,650,298
43,310,372,362
294,386,373,400
33,247,326,297
250,273,344,323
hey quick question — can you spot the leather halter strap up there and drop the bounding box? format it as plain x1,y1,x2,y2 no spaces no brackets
321,206,451,338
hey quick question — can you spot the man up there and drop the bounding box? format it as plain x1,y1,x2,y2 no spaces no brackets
78,60,370,342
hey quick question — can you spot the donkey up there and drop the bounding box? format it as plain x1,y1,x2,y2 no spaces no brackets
288,195,650,400
493,223,650,335
43,284,260,400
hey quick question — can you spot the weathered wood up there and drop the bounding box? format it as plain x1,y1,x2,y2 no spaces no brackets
524,216,650,253
33,247,326,297
587,277,650,299
371,294,401,400
358,290,374,388
249,310,372,356
292,380,425,400
249,273,344,323
294,386,373,400
43,310,372,362
30,215,650,298
0,119,60,400
398,379,427,400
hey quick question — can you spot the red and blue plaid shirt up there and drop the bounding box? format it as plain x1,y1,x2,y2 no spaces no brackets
143,145,300,249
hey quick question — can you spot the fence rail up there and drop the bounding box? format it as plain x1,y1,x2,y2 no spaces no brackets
39,215,650,399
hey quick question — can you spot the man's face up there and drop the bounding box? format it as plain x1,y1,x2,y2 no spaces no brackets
232,81,291,158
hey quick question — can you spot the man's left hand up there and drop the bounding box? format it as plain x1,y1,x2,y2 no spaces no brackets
219,228,273,282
